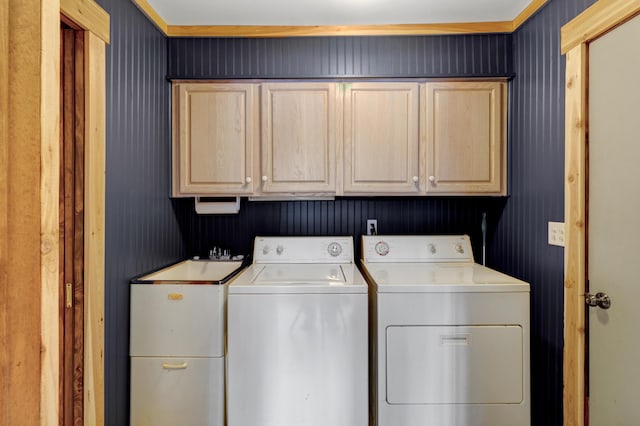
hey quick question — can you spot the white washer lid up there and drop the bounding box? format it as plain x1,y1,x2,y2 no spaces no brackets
361,262,529,293
229,264,367,294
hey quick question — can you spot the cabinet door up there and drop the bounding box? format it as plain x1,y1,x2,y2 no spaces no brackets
344,83,421,194
173,83,257,196
260,83,337,194
425,82,506,194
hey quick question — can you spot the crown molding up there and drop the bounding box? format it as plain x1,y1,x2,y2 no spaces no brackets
133,0,547,38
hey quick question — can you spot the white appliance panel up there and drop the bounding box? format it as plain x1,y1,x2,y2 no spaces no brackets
363,262,529,293
227,292,368,426
130,284,226,357
362,235,474,262
230,263,367,294
130,357,224,426
377,292,530,326
386,325,523,404
253,263,346,284
253,236,354,263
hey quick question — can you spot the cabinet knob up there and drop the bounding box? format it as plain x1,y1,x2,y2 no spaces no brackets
412,176,419,183
245,177,252,184
429,175,436,183
262,175,268,182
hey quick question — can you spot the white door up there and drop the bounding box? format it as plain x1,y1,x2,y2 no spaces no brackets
588,13,640,425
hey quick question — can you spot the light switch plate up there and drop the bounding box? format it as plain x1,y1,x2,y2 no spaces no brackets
548,221,565,247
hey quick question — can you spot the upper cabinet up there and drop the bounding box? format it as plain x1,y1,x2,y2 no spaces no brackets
172,83,258,197
343,83,421,194
424,81,506,195
260,83,337,194
171,80,507,199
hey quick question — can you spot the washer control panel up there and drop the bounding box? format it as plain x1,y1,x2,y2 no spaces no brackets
254,236,354,263
362,235,474,263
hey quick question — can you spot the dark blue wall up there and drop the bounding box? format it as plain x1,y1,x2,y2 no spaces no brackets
182,197,508,262
96,0,188,425
168,34,513,78
490,0,596,425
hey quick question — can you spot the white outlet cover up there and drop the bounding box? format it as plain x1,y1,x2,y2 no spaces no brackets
367,219,377,235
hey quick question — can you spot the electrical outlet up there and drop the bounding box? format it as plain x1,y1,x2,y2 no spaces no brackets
548,221,565,247
367,219,378,235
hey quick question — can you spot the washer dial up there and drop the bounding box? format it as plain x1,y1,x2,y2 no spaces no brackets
375,241,390,256
327,242,343,257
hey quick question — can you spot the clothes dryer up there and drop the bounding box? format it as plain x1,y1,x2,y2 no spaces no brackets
360,235,530,426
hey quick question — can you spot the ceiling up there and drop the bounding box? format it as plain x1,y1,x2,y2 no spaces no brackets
143,0,536,27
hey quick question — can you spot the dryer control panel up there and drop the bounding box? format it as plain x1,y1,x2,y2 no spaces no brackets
362,235,474,263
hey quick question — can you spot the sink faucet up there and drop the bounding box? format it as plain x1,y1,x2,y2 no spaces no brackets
209,247,231,260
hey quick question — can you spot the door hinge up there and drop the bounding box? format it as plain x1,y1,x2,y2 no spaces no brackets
66,283,73,308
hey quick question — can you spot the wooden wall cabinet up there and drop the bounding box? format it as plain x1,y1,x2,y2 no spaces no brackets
424,81,506,195
172,80,507,199
343,83,421,195
260,83,338,194
172,83,258,197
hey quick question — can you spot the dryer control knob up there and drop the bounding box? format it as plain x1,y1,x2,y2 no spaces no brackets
455,244,464,254
428,243,436,254
375,241,390,256
262,245,271,255
276,245,284,255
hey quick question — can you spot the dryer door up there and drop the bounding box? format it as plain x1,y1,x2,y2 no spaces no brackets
386,325,524,404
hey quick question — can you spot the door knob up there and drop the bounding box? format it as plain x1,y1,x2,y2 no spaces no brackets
586,292,611,310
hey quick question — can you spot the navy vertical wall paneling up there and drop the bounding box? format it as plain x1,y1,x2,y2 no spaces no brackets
168,34,513,78
96,0,188,424
490,0,596,425
184,198,508,262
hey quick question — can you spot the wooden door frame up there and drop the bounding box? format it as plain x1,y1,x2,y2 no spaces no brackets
0,0,108,424
562,1,640,425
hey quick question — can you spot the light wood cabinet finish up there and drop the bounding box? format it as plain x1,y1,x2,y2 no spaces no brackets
343,82,421,194
173,83,258,196
424,81,506,195
171,80,508,198
260,83,337,194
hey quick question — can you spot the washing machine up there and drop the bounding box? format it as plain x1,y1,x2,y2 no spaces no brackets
226,236,368,426
360,235,530,426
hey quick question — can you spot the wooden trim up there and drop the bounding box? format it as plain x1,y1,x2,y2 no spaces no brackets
164,22,515,37
563,43,587,426
1,0,59,423
132,0,169,35
562,3,640,425
133,0,548,37
0,0,9,418
42,0,62,424
512,0,549,30
561,0,640,54
61,0,110,44
84,31,106,426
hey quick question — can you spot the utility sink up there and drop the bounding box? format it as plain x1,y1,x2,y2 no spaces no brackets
134,259,246,284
